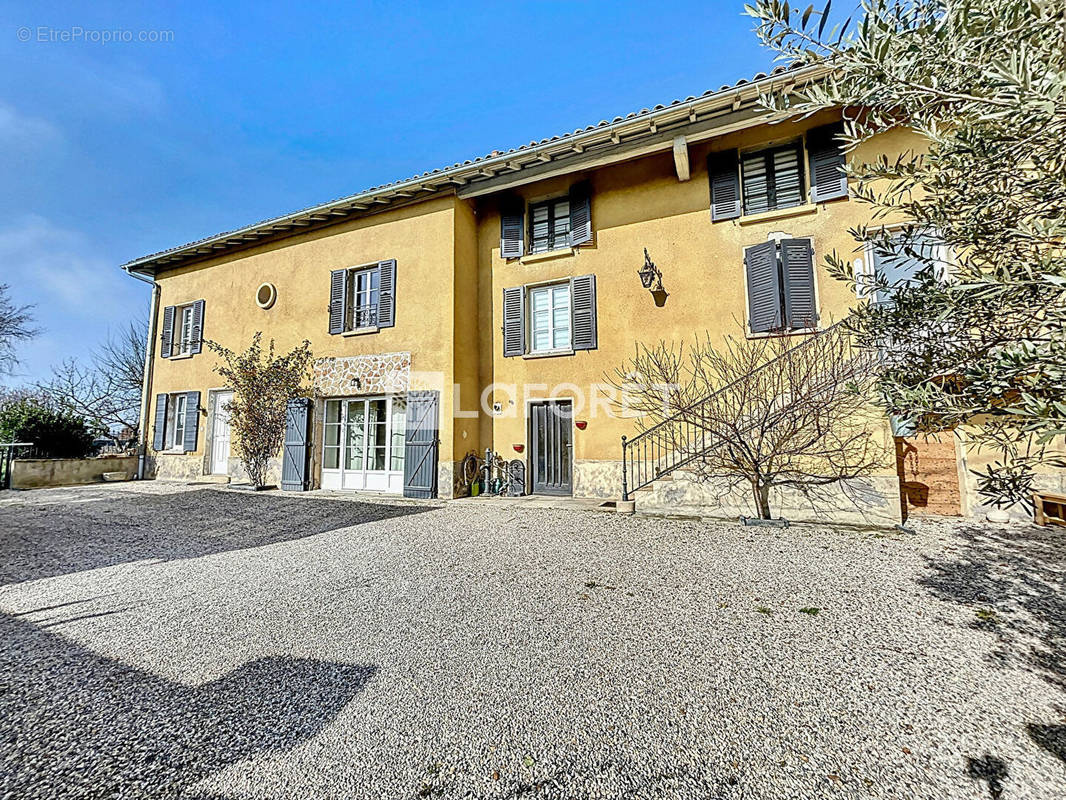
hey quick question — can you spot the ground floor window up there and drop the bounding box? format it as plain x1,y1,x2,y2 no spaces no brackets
322,395,406,492
170,393,187,449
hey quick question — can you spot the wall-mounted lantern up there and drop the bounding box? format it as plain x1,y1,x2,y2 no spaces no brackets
638,248,669,307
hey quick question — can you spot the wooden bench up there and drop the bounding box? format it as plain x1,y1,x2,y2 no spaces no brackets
1033,492,1066,527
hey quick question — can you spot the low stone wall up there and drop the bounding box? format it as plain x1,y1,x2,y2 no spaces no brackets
10,456,138,490
635,471,904,527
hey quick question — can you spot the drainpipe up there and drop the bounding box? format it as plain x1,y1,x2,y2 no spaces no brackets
125,267,158,480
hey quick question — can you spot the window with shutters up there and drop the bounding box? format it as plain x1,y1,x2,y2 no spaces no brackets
740,142,804,216
167,393,187,449
329,260,395,335
346,265,380,330
528,283,572,353
529,198,572,254
170,304,196,357
744,237,818,334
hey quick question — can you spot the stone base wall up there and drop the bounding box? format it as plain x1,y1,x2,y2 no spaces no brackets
574,460,623,499
150,453,206,482
570,460,905,526
636,470,903,526
11,456,139,490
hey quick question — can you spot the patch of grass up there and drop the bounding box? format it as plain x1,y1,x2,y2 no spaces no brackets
975,607,1000,625
755,606,773,615
799,607,821,616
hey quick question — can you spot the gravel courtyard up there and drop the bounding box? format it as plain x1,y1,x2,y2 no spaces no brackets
1,483,1065,799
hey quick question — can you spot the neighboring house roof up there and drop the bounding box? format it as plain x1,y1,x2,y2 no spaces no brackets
123,63,829,275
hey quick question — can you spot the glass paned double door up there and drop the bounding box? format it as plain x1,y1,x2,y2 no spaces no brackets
321,395,406,492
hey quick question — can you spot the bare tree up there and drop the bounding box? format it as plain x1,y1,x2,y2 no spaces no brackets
612,324,886,519
37,321,147,437
0,284,37,375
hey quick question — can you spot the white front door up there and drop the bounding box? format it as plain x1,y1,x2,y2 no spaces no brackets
320,395,406,493
210,391,234,475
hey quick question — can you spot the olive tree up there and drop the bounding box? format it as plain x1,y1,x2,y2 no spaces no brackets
613,324,885,519
745,0,1066,507
207,334,312,488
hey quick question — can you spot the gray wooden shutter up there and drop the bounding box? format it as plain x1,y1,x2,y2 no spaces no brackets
403,390,439,499
159,305,175,358
568,184,592,246
808,122,848,202
745,240,783,333
189,299,205,354
152,394,168,450
377,259,396,328
281,397,312,491
502,286,525,357
571,274,598,351
500,205,524,259
781,238,818,329
328,269,347,334
182,391,200,452
709,149,741,221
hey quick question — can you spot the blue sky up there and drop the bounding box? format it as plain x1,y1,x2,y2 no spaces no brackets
0,0,775,385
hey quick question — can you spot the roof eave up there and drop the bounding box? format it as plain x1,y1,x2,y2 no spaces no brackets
122,63,831,275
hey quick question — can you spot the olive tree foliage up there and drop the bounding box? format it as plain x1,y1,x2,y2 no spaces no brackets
612,324,885,519
746,0,1066,507
206,334,312,487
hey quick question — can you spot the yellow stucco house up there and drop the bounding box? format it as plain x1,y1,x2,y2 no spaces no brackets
124,64,995,524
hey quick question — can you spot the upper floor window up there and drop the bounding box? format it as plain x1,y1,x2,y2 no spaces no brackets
500,184,592,259
529,198,572,254
328,259,396,335
529,283,572,352
160,299,204,360
709,122,849,222
740,143,804,216
346,265,381,330
176,305,195,356
502,275,597,357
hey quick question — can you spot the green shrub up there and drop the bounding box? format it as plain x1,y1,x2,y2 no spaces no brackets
0,398,96,458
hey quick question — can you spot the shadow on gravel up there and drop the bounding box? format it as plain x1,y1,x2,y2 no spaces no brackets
921,522,1066,775
966,754,1008,799
919,521,1066,690
0,612,376,799
0,488,433,585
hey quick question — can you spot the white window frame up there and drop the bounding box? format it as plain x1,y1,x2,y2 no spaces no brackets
345,265,380,331
170,393,187,450
321,395,406,493
858,227,952,303
172,304,195,357
527,282,572,354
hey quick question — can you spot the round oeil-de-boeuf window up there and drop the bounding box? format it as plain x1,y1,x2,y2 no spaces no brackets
256,282,277,309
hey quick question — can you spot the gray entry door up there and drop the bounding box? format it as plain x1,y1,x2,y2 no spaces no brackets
403,390,439,499
530,400,572,495
281,397,312,491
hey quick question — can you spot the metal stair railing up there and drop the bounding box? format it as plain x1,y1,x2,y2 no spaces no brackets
620,318,874,501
